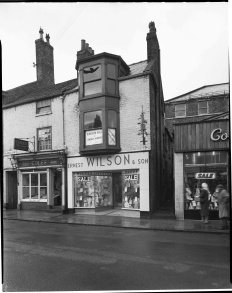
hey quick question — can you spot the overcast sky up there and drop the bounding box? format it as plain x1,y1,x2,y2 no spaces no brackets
0,2,229,100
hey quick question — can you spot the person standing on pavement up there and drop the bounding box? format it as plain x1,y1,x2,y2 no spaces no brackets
214,184,230,230
199,182,210,223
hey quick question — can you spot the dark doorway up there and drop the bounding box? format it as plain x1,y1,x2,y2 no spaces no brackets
53,170,62,206
7,171,18,209
113,173,122,208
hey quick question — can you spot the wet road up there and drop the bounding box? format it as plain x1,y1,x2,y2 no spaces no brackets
2,220,231,291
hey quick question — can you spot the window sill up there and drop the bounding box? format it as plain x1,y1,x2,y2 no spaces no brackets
36,112,52,117
21,199,47,202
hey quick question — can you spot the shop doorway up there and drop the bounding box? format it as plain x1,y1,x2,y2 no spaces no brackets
53,170,62,206
7,171,18,209
113,173,122,208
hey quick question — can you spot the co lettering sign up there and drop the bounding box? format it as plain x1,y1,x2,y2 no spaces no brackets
14,138,28,151
210,128,229,141
195,173,216,179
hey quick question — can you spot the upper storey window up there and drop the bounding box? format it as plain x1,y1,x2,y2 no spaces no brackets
37,127,52,151
107,63,116,95
175,104,186,117
198,101,208,115
36,99,51,114
84,111,103,146
83,64,102,96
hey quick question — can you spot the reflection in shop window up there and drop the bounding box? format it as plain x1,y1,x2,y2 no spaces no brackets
122,171,140,210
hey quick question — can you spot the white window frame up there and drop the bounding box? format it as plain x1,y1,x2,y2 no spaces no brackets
36,99,51,115
37,127,52,151
175,104,186,117
21,171,48,202
198,101,209,115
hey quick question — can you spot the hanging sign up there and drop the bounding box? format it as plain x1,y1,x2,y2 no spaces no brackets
195,173,216,179
14,138,28,151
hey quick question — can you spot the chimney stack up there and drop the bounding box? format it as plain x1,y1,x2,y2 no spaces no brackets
146,21,160,62
75,39,95,70
35,28,55,86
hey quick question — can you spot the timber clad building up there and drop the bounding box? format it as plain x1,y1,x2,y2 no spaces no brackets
165,86,230,220
3,22,173,218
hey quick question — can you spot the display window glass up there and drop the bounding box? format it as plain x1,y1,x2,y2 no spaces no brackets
73,172,113,208
22,172,47,201
84,111,103,146
83,64,102,96
122,170,140,210
184,151,228,211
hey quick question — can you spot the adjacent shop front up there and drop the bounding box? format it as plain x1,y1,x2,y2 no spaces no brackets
13,150,66,211
67,151,149,216
174,119,230,220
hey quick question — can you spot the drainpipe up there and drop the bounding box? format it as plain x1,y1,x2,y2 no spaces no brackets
61,92,67,213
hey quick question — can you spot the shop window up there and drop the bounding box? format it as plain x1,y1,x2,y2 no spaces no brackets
122,170,140,210
22,172,47,201
175,104,186,117
37,127,52,151
184,151,228,211
73,172,113,208
83,64,102,96
36,99,51,114
108,110,117,145
84,111,103,146
198,101,208,115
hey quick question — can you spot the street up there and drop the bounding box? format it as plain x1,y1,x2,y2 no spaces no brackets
2,219,231,291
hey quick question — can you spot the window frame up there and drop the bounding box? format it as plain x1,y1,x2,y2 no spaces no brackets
37,126,52,151
83,64,102,97
22,171,48,202
36,99,51,115
198,100,209,115
175,103,186,117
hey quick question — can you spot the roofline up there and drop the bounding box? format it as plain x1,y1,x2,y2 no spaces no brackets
173,117,229,126
165,82,229,103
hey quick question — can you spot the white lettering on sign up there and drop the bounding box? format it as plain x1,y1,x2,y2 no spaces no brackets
210,128,229,141
125,174,138,181
77,176,91,182
195,173,216,179
86,130,102,146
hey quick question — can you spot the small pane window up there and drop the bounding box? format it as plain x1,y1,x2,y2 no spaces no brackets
31,174,38,186
23,174,29,186
198,101,208,115
36,100,51,114
175,104,186,117
83,65,101,82
108,128,116,145
84,80,102,96
107,64,116,79
22,172,47,200
108,79,116,94
38,127,52,151
84,111,102,130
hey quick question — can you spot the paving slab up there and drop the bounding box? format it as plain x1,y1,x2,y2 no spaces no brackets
2,210,230,234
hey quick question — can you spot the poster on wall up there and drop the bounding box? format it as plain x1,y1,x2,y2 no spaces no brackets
85,130,103,146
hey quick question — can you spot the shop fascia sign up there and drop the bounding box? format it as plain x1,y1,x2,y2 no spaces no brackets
14,138,29,151
68,152,149,170
210,128,229,141
195,173,216,179
18,157,64,168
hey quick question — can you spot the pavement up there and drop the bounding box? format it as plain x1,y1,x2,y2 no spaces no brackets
2,209,230,234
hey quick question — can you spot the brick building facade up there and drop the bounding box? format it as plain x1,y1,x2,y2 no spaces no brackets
3,22,173,218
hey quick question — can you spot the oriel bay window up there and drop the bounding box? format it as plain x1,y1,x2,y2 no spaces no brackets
83,64,102,96
84,110,103,146
22,172,47,201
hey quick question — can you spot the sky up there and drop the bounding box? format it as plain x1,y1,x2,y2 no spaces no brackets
0,2,229,101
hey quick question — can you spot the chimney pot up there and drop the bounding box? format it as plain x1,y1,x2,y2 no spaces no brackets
86,43,89,50
89,47,92,54
81,39,85,50
45,33,50,44
39,27,44,40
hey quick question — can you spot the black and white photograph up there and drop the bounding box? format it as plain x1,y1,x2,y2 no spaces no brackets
1,2,231,292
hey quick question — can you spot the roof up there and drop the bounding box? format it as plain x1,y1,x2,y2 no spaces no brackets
201,111,230,121
128,60,148,75
165,83,229,103
3,79,78,109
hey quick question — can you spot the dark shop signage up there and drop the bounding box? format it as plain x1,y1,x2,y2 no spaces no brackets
18,158,64,168
14,138,28,151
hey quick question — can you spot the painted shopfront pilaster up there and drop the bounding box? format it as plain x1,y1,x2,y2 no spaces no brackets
174,153,184,220
61,168,65,209
67,151,150,212
47,168,51,206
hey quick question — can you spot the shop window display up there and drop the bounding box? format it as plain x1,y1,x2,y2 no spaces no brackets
22,172,47,201
74,172,113,208
184,151,228,211
122,170,140,210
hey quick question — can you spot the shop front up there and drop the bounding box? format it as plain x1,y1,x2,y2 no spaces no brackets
14,150,66,211
67,151,149,216
174,119,230,220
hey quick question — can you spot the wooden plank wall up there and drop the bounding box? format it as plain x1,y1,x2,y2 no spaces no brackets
174,120,229,152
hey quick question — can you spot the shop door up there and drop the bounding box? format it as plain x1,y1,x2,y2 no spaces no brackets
53,170,62,206
113,173,122,207
7,171,18,209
